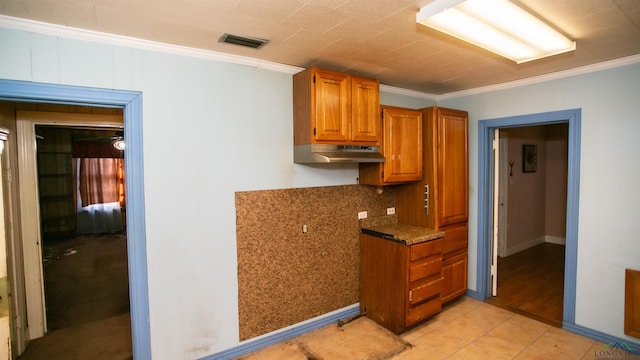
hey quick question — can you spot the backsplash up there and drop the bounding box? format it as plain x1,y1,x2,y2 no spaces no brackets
235,184,395,340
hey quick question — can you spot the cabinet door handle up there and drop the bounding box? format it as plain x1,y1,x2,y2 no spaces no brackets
409,289,413,302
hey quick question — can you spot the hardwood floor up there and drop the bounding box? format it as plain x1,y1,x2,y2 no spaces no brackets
42,233,130,330
487,242,565,327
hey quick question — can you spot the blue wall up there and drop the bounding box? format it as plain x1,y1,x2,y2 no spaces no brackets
1,21,639,358
440,61,640,343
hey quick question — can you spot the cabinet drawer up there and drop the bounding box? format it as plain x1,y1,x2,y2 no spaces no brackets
410,239,442,261
409,277,443,305
442,226,468,254
406,297,441,326
409,257,442,283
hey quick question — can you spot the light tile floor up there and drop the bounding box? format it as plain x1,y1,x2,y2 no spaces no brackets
240,296,631,360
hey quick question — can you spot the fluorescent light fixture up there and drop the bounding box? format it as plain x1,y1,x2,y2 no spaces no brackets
416,0,576,63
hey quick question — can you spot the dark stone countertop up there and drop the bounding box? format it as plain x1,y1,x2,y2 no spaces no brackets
361,223,445,245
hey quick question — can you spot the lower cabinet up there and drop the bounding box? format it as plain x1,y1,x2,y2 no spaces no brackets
441,250,468,303
440,225,469,303
360,234,443,334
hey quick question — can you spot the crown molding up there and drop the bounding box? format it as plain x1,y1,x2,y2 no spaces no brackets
436,54,640,100
0,15,303,75
1,15,638,100
379,84,438,101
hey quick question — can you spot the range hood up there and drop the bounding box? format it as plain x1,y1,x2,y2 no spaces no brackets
294,144,385,164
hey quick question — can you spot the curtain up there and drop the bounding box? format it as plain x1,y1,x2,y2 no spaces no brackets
74,158,126,234
78,158,124,207
117,159,125,208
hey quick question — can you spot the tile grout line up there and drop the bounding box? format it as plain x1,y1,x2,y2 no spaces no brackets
403,300,483,343
444,306,517,359
578,340,597,360
509,328,548,359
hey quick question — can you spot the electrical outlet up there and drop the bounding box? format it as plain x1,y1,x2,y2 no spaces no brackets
358,211,368,219
387,207,396,215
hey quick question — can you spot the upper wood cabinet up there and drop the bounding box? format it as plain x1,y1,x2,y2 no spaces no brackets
293,67,380,145
396,106,468,228
351,75,380,143
429,106,469,227
359,106,423,185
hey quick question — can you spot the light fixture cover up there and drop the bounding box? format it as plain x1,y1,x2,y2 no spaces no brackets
416,0,575,63
113,139,126,151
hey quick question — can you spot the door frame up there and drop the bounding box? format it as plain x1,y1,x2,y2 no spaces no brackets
0,79,151,359
476,108,581,327
17,111,124,340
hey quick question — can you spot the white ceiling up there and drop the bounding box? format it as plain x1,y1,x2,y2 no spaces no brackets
1,0,639,95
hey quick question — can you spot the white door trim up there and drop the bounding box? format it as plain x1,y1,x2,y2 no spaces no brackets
497,134,508,258
491,130,499,296
1,129,27,355
0,128,11,359
16,111,122,339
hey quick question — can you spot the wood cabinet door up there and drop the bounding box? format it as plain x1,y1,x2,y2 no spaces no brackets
437,109,468,226
441,251,468,303
625,268,640,337
383,107,423,183
313,69,351,142
359,234,408,334
351,76,380,143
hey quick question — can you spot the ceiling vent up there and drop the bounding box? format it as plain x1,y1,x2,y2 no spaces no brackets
220,33,269,49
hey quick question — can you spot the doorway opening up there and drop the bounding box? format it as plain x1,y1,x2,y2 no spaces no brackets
33,123,131,356
0,79,149,359
476,108,581,328
486,124,568,327
12,108,132,359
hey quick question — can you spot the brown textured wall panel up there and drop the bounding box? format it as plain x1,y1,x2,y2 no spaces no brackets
236,184,395,340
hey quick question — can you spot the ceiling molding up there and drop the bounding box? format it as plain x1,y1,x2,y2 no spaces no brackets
379,84,437,101
1,15,639,102
435,54,640,101
0,15,303,75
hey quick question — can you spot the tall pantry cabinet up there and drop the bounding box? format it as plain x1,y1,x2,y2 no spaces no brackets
396,106,469,303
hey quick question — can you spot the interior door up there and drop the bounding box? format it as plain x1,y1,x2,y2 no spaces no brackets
491,129,500,296
497,134,508,257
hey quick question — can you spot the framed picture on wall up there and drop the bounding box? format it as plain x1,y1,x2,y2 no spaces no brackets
522,144,537,173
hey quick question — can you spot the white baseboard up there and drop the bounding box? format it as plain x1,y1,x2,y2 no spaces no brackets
504,235,567,256
505,236,545,256
545,235,566,245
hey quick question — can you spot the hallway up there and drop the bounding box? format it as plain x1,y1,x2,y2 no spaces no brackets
18,233,132,359
488,243,565,327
